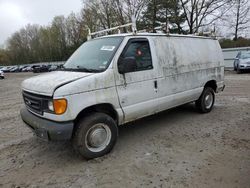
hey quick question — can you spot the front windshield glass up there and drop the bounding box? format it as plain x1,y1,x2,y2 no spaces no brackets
241,52,250,59
63,37,123,72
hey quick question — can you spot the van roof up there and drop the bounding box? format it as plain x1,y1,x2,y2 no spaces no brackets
97,32,216,40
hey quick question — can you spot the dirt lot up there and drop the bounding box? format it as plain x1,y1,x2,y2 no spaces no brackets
0,71,250,188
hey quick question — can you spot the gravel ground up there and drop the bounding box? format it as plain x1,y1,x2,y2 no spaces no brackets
0,71,250,188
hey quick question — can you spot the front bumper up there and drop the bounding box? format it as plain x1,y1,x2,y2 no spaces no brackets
20,106,74,141
239,64,250,70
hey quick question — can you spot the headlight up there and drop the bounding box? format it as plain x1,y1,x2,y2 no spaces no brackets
48,101,54,111
53,99,67,115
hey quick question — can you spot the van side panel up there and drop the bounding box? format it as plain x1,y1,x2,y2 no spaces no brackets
151,36,224,112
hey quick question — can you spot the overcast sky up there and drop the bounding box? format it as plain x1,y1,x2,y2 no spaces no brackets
0,0,83,46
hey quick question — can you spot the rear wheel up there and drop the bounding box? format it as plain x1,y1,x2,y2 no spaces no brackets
195,87,215,113
73,112,118,159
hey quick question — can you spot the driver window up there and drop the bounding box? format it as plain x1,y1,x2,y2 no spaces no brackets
122,40,153,71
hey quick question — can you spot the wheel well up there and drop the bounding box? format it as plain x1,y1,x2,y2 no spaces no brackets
204,80,217,92
74,103,118,125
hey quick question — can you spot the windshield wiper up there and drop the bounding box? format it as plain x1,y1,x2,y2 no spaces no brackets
76,66,100,73
58,66,101,73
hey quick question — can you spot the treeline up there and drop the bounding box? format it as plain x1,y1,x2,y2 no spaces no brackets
219,37,250,48
0,13,87,65
0,0,249,65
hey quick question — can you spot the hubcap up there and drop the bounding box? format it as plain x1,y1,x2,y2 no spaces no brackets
204,92,213,109
85,123,111,152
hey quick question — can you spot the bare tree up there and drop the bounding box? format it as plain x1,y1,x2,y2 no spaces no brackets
224,0,250,40
81,0,147,33
123,0,147,19
114,0,127,26
66,12,87,47
80,7,99,33
82,0,117,30
180,0,229,34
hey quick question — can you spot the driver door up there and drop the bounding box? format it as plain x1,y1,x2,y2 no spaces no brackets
114,38,159,123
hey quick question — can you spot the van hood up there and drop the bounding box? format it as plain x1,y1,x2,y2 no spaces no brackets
22,71,94,96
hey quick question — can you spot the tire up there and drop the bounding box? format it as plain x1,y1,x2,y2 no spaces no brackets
237,66,241,74
195,87,215,113
73,112,118,159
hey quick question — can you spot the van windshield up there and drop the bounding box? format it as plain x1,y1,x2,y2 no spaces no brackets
63,37,123,72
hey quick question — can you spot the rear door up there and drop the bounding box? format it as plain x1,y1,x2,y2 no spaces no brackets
114,37,159,123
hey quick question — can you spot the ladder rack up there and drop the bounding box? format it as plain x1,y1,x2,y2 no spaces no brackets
87,16,137,40
87,17,217,40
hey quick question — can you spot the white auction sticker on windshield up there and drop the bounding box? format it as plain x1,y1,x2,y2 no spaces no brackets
100,46,115,51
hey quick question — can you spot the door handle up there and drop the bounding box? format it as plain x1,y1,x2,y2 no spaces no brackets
154,80,158,92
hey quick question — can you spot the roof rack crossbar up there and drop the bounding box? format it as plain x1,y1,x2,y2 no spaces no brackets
87,16,137,40
90,23,132,36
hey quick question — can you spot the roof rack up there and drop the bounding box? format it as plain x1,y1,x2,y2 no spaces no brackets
87,16,137,40
154,21,170,34
193,31,217,39
87,17,217,40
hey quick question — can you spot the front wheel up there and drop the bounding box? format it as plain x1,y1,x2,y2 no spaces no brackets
195,87,215,113
73,113,118,159
237,66,242,74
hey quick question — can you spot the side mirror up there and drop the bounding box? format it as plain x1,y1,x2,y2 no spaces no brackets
118,57,136,74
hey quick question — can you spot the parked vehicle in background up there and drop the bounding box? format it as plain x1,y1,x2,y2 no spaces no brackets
22,66,33,72
48,65,59,72
33,65,50,73
234,51,250,73
9,66,20,72
20,33,225,159
19,65,28,72
0,64,63,73
0,70,4,79
32,65,40,73
1,66,13,72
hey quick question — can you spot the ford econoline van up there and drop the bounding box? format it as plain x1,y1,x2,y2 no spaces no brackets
20,33,225,159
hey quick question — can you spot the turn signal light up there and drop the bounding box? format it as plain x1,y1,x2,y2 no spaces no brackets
53,99,67,115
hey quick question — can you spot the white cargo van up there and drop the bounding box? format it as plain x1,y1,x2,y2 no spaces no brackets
20,33,225,159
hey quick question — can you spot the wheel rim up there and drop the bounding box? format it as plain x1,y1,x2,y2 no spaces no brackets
204,92,213,109
85,123,111,153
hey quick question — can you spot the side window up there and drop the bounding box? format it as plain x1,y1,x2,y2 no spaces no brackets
122,40,153,72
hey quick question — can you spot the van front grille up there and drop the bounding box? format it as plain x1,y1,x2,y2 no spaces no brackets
22,91,49,115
